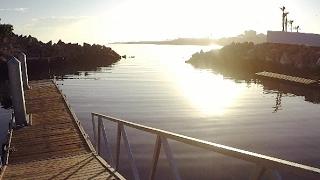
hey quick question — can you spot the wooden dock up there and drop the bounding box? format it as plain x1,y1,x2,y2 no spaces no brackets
255,71,320,87
0,80,125,180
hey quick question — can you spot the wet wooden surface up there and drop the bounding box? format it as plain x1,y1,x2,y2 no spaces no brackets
255,71,319,86
1,80,124,180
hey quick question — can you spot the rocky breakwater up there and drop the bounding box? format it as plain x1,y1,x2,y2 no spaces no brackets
186,42,320,79
0,34,121,80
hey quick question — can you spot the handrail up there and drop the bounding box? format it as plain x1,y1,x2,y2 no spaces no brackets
92,112,320,180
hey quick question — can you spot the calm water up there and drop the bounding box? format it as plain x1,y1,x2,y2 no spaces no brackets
2,44,320,179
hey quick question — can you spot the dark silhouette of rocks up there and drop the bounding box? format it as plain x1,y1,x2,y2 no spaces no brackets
0,31,121,80
186,42,320,79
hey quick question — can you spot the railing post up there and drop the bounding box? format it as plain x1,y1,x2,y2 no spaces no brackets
148,135,162,180
100,119,115,167
97,116,101,155
161,137,181,180
120,124,140,180
7,57,27,126
17,52,30,90
266,169,282,180
249,165,266,180
91,113,97,151
115,123,122,170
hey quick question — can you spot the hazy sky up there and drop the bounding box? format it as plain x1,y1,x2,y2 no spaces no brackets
0,0,319,44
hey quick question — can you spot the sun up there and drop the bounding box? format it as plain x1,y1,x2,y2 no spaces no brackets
175,67,244,116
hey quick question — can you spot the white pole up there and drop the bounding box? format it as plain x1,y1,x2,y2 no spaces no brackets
17,52,30,90
7,57,27,126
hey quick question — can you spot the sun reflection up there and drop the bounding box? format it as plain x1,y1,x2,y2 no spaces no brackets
176,67,244,116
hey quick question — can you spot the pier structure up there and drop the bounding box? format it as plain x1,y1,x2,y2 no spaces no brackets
255,71,320,87
0,54,124,179
0,80,124,179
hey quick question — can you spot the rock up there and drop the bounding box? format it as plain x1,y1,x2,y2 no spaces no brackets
27,35,38,46
280,52,291,65
46,40,52,46
266,56,273,62
247,49,255,59
83,42,91,48
41,47,52,57
316,58,320,66
57,39,65,47
0,56,6,63
3,36,10,44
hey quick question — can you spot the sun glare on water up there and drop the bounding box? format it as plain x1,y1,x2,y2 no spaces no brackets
176,67,244,116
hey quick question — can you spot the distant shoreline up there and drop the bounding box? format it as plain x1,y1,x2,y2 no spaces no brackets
110,32,267,46
111,41,218,46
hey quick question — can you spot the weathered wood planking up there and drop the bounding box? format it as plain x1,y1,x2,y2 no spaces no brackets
255,71,319,87
1,80,124,180
3,154,122,180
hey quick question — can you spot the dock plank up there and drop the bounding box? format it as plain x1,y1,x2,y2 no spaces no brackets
3,154,122,180
1,80,125,179
255,71,319,87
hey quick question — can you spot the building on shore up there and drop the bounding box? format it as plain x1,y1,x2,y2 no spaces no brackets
267,31,320,47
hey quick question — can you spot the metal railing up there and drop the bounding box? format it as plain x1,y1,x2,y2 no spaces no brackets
91,112,320,180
